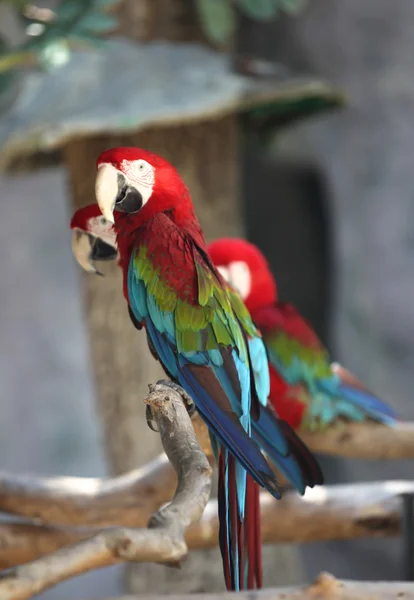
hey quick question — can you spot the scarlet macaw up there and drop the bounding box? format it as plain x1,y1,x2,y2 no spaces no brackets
207,237,397,430
72,150,323,590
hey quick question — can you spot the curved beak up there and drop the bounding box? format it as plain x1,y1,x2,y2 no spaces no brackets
95,163,120,224
71,229,118,276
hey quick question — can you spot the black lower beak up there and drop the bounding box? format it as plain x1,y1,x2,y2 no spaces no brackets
115,175,143,214
90,237,118,262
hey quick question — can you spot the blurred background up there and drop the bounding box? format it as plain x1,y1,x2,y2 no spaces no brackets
0,0,413,598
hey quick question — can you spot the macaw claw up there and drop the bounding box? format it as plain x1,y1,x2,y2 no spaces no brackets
157,379,196,416
146,404,159,432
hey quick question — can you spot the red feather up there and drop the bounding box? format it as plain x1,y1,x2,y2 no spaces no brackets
253,303,322,351
70,204,102,231
268,367,306,429
219,452,263,591
246,473,262,588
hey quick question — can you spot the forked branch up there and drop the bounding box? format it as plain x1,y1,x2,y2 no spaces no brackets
0,382,212,600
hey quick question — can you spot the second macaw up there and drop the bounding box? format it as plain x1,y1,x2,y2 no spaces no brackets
71,149,322,591
207,238,397,430
70,204,118,275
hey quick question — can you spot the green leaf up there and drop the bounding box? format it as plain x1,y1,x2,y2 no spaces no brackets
68,34,106,49
53,0,86,23
76,12,118,33
280,0,307,14
0,0,27,10
0,35,18,114
235,0,279,21
195,0,235,45
0,0,121,76
93,0,119,5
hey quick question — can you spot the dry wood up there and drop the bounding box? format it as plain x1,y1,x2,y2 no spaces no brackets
0,382,212,600
99,572,414,599
0,478,410,569
3,418,413,532
0,453,176,527
190,413,414,460
299,419,414,459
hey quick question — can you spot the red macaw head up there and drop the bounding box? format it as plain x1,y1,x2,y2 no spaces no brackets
70,204,118,275
94,147,193,228
207,238,277,313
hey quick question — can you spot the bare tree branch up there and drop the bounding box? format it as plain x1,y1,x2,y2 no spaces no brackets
99,572,414,599
299,420,414,459
0,383,212,600
0,478,410,569
191,414,414,460
0,418,413,532
0,453,176,527
188,479,406,548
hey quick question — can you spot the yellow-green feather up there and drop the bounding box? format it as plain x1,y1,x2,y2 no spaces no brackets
268,331,332,380
132,246,249,358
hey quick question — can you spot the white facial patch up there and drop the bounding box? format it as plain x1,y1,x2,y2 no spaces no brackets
227,261,251,300
217,265,230,283
120,158,155,207
88,215,117,249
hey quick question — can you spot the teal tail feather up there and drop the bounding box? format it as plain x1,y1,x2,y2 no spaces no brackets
325,363,398,425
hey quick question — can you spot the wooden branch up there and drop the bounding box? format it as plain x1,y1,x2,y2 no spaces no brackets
0,383,212,600
0,453,176,528
1,419,412,534
299,420,414,459
191,412,414,461
97,572,414,599
188,479,406,549
0,478,410,570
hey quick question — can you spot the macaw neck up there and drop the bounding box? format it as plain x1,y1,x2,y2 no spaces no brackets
114,209,207,301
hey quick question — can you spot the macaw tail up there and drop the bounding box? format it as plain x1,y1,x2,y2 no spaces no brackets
218,449,262,591
327,363,398,425
252,403,324,495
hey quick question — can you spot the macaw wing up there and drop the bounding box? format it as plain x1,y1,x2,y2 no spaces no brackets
263,323,332,388
261,306,396,427
127,241,279,495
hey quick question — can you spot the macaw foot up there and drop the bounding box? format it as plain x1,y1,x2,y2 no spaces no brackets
157,379,196,416
146,379,196,432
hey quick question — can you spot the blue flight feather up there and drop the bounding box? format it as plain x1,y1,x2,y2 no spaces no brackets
333,382,397,425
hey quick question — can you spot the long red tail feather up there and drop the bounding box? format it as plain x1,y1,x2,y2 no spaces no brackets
218,450,263,591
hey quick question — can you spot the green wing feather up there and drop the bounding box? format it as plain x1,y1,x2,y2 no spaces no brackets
265,329,332,387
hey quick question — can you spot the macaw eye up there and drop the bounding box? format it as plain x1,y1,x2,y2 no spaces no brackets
137,159,150,172
100,217,107,225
